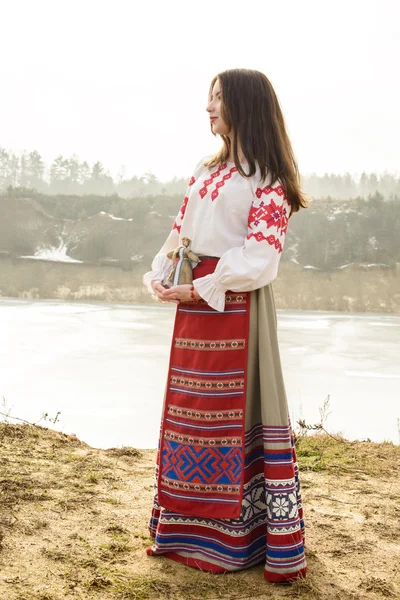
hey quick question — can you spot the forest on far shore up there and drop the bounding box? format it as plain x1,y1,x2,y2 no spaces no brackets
1,189,399,270
1,147,400,200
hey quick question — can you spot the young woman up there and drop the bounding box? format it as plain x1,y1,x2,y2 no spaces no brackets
142,68,308,583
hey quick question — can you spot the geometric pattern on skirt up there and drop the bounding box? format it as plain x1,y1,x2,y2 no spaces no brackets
157,278,251,520
148,422,306,581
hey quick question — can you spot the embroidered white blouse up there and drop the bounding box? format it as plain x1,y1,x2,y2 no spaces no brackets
142,155,291,313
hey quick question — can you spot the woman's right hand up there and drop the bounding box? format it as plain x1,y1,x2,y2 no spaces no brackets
151,280,179,304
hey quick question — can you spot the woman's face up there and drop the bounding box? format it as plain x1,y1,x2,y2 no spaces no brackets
206,79,230,136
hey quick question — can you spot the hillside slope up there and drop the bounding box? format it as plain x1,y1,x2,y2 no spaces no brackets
1,193,399,269
0,196,167,263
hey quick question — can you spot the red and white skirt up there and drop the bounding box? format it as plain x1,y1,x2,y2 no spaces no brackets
146,258,306,582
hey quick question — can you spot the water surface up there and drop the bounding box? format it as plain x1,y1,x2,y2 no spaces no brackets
1,298,398,448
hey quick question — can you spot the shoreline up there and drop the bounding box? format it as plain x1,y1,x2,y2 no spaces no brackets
2,293,400,319
1,255,400,313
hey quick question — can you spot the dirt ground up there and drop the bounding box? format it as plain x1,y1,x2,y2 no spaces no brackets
0,423,399,600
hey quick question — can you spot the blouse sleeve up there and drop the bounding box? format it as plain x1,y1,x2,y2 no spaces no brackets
193,178,291,312
142,156,207,294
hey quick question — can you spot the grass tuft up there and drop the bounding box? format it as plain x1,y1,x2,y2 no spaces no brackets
106,446,142,459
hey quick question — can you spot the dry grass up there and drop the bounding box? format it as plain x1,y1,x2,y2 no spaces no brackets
295,432,400,477
0,422,399,600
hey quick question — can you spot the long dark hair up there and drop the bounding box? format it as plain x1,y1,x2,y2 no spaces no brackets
204,68,308,215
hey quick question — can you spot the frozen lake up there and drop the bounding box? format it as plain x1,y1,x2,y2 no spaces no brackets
1,297,399,448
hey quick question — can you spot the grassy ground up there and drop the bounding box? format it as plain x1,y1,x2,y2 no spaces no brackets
0,423,399,600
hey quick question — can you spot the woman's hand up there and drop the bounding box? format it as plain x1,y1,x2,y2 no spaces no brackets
161,284,201,303
151,280,179,304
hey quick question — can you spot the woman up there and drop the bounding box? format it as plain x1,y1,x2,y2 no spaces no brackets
142,68,308,583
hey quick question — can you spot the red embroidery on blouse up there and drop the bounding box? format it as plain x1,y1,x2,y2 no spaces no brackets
211,167,238,201
246,186,288,253
172,196,189,234
255,184,285,199
247,231,283,252
247,198,283,230
189,176,196,186
281,207,289,236
198,163,227,198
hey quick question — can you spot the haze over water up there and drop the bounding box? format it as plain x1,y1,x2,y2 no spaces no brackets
1,298,398,448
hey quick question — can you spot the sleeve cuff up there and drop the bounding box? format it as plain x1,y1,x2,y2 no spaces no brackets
193,274,226,312
142,254,171,294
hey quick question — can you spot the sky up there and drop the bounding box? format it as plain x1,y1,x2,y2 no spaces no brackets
1,0,399,182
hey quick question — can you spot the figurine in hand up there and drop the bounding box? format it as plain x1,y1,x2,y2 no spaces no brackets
166,237,200,286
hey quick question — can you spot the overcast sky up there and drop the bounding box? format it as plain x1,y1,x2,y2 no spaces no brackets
1,0,399,181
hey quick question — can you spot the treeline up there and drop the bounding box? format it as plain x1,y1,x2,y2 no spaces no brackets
1,147,400,200
0,149,187,198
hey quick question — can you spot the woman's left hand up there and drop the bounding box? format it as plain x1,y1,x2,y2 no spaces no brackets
161,284,201,303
